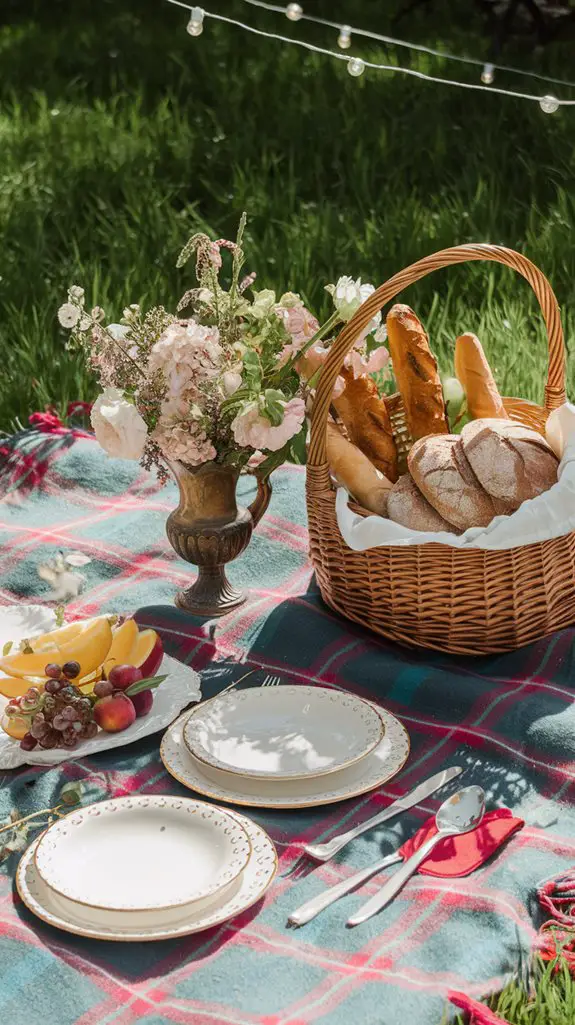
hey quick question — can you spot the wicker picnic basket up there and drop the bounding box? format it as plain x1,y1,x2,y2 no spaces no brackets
306,244,575,656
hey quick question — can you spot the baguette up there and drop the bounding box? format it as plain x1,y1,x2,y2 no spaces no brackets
454,332,506,420
333,369,398,483
386,304,449,440
326,420,392,516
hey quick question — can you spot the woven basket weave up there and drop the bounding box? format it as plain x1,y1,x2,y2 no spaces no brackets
306,244,574,655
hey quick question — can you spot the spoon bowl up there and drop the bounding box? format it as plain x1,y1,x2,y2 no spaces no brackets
435,784,485,835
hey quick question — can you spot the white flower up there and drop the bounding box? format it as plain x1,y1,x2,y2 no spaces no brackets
91,306,105,323
68,286,85,303
90,388,148,461
326,276,380,324
107,324,130,342
373,323,387,344
58,303,80,329
222,371,243,396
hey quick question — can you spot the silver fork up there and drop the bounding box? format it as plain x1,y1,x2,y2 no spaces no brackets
261,675,281,687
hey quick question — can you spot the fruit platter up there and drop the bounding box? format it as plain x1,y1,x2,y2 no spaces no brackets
0,606,201,769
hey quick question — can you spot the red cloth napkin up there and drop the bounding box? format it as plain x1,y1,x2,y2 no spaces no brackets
399,808,524,878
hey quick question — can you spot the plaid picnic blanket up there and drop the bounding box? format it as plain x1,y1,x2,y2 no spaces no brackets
1,427,575,1025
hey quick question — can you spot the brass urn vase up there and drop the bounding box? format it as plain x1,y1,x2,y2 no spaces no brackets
166,461,272,617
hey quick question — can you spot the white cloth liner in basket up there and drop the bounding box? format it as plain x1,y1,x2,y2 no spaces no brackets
336,403,575,552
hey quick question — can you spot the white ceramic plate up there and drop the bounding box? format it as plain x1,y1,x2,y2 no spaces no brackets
17,811,277,941
34,795,251,912
0,652,201,769
183,685,384,781
163,700,409,809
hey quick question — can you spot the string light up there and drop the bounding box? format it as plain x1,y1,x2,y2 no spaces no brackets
285,3,302,21
238,0,575,93
481,63,495,85
186,5,204,35
171,0,575,110
337,25,352,50
540,94,559,113
347,57,365,78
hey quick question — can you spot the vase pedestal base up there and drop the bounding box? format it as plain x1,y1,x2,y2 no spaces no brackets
175,566,246,618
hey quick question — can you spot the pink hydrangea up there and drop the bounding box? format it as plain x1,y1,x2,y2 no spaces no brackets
153,418,216,467
345,345,390,378
148,320,222,414
232,397,305,452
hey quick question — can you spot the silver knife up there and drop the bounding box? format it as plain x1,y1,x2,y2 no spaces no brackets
288,851,403,927
302,765,463,862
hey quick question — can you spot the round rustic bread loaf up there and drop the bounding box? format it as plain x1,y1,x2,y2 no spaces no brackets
461,418,559,506
387,474,456,533
408,434,499,531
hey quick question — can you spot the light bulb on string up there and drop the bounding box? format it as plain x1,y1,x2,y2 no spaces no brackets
347,57,365,78
540,94,559,113
481,63,494,85
186,6,204,36
337,25,352,50
286,3,303,20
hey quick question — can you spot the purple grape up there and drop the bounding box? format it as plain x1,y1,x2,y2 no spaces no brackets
44,678,64,695
61,728,79,749
81,722,98,740
62,661,81,679
60,686,77,700
62,705,79,722
44,663,62,679
20,733,38,751
38,728,60,749
94,680,113,699
52,713,68,731
30,716,50,740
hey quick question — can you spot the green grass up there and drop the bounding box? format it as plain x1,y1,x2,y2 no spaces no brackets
449,959,575,1024
0,0,574,434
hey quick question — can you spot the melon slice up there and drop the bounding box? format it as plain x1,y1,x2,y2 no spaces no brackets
130,629,163,678
0,676,44,700
103,618,139,676
58,617,113,679
0,616,113,680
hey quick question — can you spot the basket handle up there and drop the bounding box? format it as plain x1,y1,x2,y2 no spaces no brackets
308,244,565,475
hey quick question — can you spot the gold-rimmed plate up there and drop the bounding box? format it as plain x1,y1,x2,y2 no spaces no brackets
162,702,409,810
183,685,385,781
34,795,251,913
17,810,277,942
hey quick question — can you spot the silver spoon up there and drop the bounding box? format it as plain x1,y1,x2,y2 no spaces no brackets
347,785,486,927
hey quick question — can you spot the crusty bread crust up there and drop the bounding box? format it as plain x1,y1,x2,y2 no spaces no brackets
408,434,499,531
386,304,449,441
388,474,455,533
461,418,559,505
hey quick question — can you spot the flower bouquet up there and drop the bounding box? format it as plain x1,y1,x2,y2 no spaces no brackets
59,215,390,615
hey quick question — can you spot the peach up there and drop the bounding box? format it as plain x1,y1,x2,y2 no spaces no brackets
93,692,136,733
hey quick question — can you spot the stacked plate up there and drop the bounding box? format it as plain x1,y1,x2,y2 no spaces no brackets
17,795,277,941
161,684,411,809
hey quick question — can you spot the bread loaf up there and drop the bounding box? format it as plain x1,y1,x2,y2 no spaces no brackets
408,434,500,531
454,332,506,420
333,369,398,483
388,474,455,533
386,304,449,440
461,418,559,506
326,421,392,516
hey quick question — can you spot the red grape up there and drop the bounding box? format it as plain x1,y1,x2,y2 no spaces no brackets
62,661,81,679
44,663,62,679
45,678,64,695
20,733,38,751
94,680,113,698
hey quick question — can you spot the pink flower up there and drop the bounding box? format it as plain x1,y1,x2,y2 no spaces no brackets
207,242,222,269
153,418,216,467
276,297,319,352
297,344,345,399
148,320,222,414
232,397,305,452
345,345,390,377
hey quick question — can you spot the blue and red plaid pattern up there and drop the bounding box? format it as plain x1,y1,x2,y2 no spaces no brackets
1,428,574,1025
